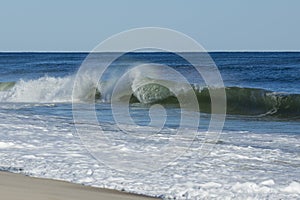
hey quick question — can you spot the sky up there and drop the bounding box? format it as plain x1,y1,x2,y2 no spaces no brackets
1,0,299,51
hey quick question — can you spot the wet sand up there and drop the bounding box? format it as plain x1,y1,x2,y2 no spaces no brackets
0,171,160,200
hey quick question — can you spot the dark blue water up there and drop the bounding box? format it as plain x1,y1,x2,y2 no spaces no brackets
213,52,300,94
1,52,299,93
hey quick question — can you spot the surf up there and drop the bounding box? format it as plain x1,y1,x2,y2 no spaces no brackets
0,74,299,119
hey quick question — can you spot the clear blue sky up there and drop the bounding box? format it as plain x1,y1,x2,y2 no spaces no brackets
1,0,299,51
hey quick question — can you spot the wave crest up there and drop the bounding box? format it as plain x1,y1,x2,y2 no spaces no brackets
0,75,299,119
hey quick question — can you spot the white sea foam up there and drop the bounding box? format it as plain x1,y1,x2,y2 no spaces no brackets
0,76,74,102
0,111,299,199
282,181,300,194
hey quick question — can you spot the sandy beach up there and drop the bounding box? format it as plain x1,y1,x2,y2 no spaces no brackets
0,171,160,200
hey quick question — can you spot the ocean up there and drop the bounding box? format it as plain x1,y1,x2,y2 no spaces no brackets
0,52,299,199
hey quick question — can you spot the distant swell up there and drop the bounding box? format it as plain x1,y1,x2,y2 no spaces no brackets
0,76,299,119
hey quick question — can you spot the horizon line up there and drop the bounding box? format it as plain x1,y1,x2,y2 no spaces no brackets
0,50,300,53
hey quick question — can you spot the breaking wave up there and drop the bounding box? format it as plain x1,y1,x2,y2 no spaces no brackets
129,83,300,118
0,74,299,119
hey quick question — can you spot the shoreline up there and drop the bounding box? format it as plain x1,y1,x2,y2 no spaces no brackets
0,171,160,200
